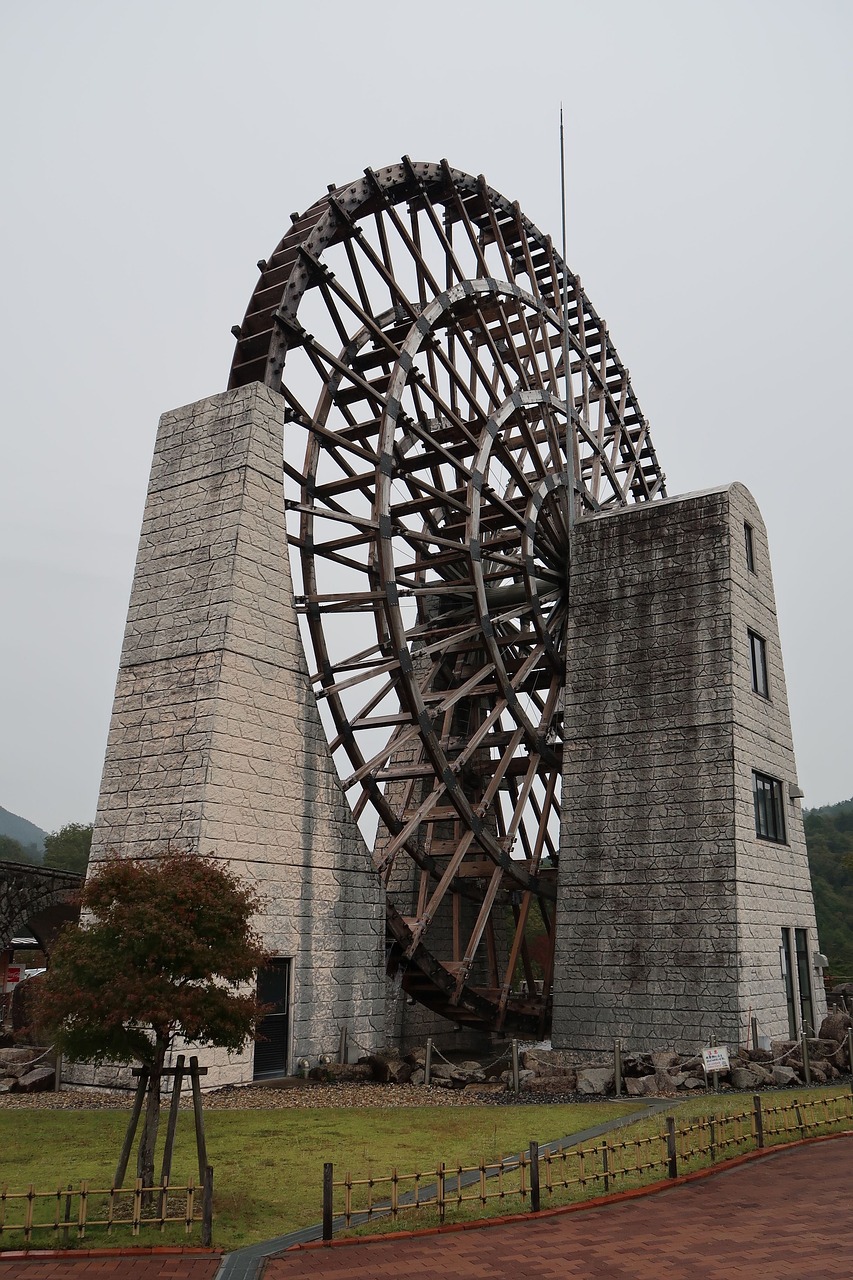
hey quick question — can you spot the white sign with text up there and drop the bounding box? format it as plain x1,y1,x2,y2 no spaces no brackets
701,1045,730,1073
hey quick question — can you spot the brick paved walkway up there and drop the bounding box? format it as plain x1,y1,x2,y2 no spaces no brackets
0,1253,221,1280
265,1136,853,1280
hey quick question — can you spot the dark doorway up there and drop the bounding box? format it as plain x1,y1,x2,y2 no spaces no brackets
794,928,815,1035
253,958,291,1079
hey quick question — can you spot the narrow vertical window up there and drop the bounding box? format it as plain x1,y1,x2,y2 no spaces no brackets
744,522,755,572
753,771,786,842
748,630,769,697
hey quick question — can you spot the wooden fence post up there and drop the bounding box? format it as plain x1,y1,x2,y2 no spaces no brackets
529,1141,540,1212
614,1040,622,1097
847,1027,853,1076
753,1094,764,1149
424,1038,433,1087
437,1162,446,1224
666,1117,678,1180
800,1033,811,1086
338,1026,348,1065
322,1163,334,1242
511,1039,520,1094
61,1183,73,1246
201,1166,214,1247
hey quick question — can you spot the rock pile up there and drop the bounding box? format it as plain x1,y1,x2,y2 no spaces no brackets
309,1011,852,1097
0,1047,55,1093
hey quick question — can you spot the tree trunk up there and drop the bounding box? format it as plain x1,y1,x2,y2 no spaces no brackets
137,1037,167,1190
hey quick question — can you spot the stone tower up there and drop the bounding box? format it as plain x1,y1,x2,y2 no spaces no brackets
85,385,386,1087
552,484,825,1051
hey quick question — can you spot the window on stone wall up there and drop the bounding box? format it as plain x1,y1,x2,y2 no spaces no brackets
748,630,769,697
753,771,786,842
744,522,756,572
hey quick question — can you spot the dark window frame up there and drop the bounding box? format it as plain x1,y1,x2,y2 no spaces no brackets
748,629,770,698
753,770,786,843
744,522,756,572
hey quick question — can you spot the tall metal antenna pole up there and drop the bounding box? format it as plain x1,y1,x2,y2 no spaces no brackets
560,105,577,534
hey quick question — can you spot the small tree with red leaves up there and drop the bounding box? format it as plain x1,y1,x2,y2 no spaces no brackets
38,850,267,1186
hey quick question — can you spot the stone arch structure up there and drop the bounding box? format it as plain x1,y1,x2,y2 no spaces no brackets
0,861,81,955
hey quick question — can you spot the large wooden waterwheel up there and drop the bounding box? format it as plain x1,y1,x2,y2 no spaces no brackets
229,159,665,1037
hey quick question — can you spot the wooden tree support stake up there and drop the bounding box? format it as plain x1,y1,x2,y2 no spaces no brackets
190,1057,209,1183
115,1068,149,1189
160,1054,186,1187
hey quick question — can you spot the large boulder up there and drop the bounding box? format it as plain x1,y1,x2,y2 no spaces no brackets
819,1010,853,1045
576,1066,614,1095
427,1062,455,1081
364,1053,411,1084
731,1066,761,1090
308,1061,372,1083
772,1064,799,1087
0,1047,36,1066
523,1073,576,1094
15,1066,54,1092
626,1074,657,1097
621,1053,655,1078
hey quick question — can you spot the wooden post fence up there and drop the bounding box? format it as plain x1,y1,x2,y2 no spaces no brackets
665,1116,678,1180
529,1141,540,1212
322,1163,334,1242
753,1094,764,1148
201,1165,214,1247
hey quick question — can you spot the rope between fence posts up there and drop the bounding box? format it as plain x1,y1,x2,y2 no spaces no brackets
428,1042,512,1071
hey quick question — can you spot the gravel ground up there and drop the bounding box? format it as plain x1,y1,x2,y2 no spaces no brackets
0,1081,518,1111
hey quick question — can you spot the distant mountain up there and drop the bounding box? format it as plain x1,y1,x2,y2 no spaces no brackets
0,806,47,859
804,798,853,978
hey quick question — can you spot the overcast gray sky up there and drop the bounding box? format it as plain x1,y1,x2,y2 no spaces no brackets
1,0,850,833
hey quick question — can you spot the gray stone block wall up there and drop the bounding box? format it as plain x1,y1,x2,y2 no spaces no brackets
79,385,386,1087
726,485,825,1039
552,483,824,1053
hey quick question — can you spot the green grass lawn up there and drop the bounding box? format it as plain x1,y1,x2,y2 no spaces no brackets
4,1088,848,1250
0,1100,631,1251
